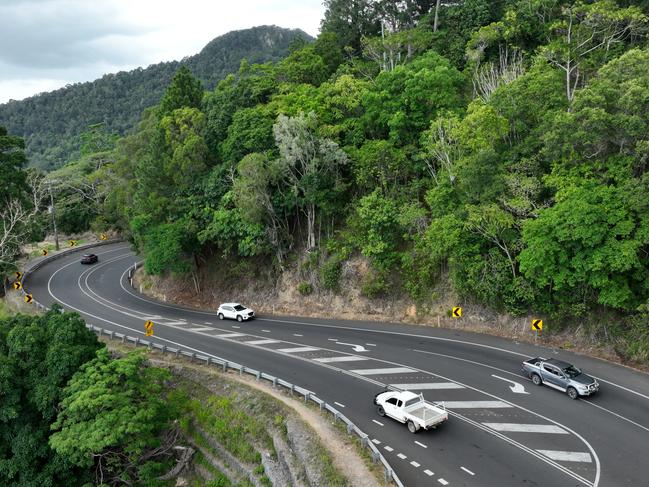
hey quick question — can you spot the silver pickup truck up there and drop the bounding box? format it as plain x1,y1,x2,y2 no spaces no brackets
522,357,599,399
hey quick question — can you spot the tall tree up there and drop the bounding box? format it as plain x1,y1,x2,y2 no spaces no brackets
158,66,204,116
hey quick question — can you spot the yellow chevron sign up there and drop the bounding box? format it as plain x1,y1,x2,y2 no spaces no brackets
452,307,462,318
24,294,33,304
144,320,154,337
532,319,543,331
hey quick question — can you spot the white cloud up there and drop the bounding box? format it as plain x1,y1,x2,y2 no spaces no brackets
0,0,324,103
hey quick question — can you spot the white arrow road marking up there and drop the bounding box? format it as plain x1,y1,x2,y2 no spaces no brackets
492,374,529,394
333,341,370,352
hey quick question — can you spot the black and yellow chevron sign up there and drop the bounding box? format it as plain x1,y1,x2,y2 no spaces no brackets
452,307,462,318
532,319,543,331
69,240,77,247
100,233,108,241
14,271,22,280
144,320,154,337
24,294,33,304
13,281,22,290
41,249,49,256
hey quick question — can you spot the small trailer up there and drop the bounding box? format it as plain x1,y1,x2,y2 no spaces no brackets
373,390,448,433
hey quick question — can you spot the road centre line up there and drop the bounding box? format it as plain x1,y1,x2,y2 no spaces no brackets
424,469,434,476
397,453,407,459
372,438,381,444
410,461,420,467
51,250,601,487
383,445,393,452
580,397,649,434
461,466,475,475
415,441,427,448
438,479,449,485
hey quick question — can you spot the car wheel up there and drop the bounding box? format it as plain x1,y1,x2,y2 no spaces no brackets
531,374,542,386
407,420,418,434
377,405,386,417
218,313,224,320
236,315,243,322
567,387,578,400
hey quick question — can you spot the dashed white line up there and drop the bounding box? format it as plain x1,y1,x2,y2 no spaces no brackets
293,333,303,337
397,453,407,460
314,356,367,363
384,445,393,452
334,401,346,408
373,420,384,426
328,338,337,341
410,461,420,467
438,479,449,485
444,400,512,408
351,367,415,375
261,329,271,333
424,469,434,476
536,450,592,463
483,423,568,434
414,441,427,449
366,343,377,346
372,438,381,445
461,466,475,475
204,321,213,325
232,325,240,329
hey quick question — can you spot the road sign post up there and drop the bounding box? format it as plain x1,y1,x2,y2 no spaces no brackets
531,319,543,342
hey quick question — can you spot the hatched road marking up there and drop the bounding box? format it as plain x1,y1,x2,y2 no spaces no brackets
277,346,319,353
537,450,592,463
351,367,415,375
443,401,512,409
391,382,464,390
214,333,246,338
397,453,407,459
483,423,568,434
314,356,367,363
244,339,280,345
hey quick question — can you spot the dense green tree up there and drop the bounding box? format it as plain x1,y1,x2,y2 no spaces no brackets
0,308,101,486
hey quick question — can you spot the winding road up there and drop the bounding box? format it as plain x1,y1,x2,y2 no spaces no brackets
24,243,649,487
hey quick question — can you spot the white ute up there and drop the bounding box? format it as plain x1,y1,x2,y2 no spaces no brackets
373,390,448,433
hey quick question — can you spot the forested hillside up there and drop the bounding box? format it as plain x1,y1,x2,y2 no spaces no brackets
0,26,310,170
3,0,649,362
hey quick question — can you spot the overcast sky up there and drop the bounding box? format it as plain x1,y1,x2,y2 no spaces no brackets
0,0,325,104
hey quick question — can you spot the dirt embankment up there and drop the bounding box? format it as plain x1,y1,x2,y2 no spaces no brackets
133,254,644,371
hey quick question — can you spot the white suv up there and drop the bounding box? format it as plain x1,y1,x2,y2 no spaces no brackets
217,303,255,322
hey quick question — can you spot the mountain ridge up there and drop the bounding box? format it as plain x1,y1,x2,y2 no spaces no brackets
0,25,311,170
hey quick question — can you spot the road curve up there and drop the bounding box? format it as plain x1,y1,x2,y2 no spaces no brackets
24,243,649,487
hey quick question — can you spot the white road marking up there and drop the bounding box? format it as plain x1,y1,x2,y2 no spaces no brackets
492,374,529,394
444,401,512,409
244,339,280,345
424,469,434,476
232,325,240,329
277,346,319,353
414,441,427,448
410,461,420,467
187,327,214,332
293,333,303,337
334,401,346,408
537,450,592,463
366,343,377,346
373,420,384,426
483,423,568,434
391,382,464,390
351,367,415,375
384,445,393,452
214,333,246,338
204,321,213,324
397,453,407,459
314,356,367,363
261,329,271,333
461,466,475,475
333,341,369,352
581,398,649,434
372,438,381,445
438,479,449,485
328,338,337,341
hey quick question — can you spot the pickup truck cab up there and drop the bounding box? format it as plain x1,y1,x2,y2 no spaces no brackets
522,357,599,399
373,390,448,433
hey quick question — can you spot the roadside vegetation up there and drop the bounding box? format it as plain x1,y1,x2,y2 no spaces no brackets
2,1,649,363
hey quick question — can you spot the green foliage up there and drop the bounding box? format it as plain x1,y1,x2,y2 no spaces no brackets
297,281,314,295
159,66,204,116
50,349,180,484
143,221,193,275
319,255,344,292
0,307,101,486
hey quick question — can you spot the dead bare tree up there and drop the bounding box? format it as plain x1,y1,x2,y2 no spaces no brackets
473,46,525,102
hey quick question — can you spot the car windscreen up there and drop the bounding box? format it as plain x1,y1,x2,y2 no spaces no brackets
563,365,582,377
233,305,245,311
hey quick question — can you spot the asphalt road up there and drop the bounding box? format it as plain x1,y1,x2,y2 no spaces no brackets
24,243,649,487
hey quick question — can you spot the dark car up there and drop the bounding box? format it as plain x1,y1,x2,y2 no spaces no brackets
80,254,98,264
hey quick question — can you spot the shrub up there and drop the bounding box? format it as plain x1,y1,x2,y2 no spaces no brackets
297,282,313,295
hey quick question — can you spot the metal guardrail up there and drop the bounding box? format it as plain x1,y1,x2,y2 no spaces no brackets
19,247,404,487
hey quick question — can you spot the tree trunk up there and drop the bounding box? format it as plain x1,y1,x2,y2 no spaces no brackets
307,204,316,250
433,0,441,32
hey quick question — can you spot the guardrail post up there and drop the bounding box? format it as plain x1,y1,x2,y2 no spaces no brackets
361,435,368,447
372,450,379,463
239,366,244,376
147,342,152,351
304,392,309,403
272,377,277,387
223,361,228,372
206,357,211,365
98,328,103,336
290,384,294,395
320,402,325,411
121,335,126,343
256,371,261,381
109,331,114,340
175,349,180,358
334,412,339,422
347,423,353,434
134,337,139,347
162,345,166,355
190,353,195,363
